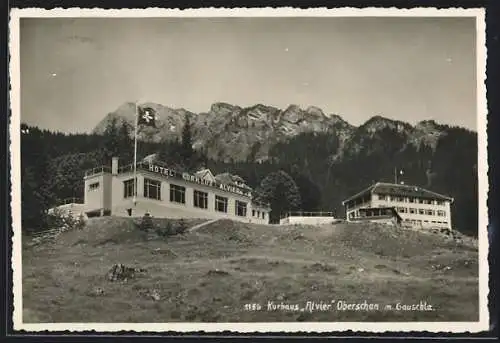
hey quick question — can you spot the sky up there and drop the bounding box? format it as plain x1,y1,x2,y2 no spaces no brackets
19,16,478,133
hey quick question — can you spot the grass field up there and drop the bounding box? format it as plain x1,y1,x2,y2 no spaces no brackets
22,217,479,323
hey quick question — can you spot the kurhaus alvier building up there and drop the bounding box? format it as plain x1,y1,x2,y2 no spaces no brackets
83,157,271,224
342,182,454,230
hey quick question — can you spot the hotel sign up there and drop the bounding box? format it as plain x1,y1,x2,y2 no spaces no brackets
145,163,251,197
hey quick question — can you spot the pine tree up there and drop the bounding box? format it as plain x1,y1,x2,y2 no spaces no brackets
100,117,121,164
181,114,193,162
23,154,57,231
254,170,301,223
290,172,322,212
21,128,57,231
117,122,133,164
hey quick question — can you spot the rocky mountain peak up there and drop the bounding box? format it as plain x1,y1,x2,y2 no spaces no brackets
411,120,447,151
210,102,240,115
281,104,305,124
415,120,441,131
305,106,326,118
92,101,457,163
283,104,302,113
362,115,411,134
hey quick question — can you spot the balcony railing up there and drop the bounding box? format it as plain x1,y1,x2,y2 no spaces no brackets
61,197,84,205
48,197,84,211
119,161,158,174
280,211,335,219
251,200,272,209
84,166,111,177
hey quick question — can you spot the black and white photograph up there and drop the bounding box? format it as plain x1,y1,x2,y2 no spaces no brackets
9,7,489,332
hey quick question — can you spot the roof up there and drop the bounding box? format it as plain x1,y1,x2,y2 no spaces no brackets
342,182,453,205
214,172,252,190
195,168,216,183
142,153,158,163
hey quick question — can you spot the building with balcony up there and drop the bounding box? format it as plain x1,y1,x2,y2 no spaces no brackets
81,157,271,224
342,182,454,230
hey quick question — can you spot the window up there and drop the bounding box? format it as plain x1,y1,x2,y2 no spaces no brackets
409,197,415,203
425,209,434,216
437,200,445,206
169,184,185,203
89,182,100,191
144,178,161,200
397,197,405,202
419,209,425,215
378,194,387,200
123,179,136,198
215,195,228,213
390,196,396,202
262,212,265,219
236,201,247,217
437,210,446,217
418,199,424,204
193,190,208,209
409,208,416,214
252,210,256,217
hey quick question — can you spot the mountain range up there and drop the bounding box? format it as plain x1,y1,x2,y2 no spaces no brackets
21,101,477,235
93,102,460,163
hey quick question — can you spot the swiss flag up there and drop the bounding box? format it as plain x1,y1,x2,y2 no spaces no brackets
137,106,157,127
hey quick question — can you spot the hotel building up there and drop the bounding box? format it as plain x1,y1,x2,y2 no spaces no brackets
342,182,454,230
81,157,271,224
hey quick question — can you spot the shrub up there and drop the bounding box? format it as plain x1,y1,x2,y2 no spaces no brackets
45,207,87,232
46,208,66,230
176,219,188,235
139,213,154,232
156,221,174,237
75,213,87,230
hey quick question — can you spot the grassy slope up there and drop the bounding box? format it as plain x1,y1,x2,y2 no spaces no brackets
22,217,478,323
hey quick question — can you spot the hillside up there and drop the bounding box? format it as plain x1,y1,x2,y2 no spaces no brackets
23,217,478,323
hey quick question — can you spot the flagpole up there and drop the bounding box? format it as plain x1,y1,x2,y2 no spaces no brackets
133,101,139,206
394,167,397,184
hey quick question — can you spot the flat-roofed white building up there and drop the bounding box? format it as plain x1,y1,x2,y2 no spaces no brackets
279,211,337,226
81,157,271,224
342,182,454,230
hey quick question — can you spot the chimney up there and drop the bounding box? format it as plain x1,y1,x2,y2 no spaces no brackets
112,157,119,175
